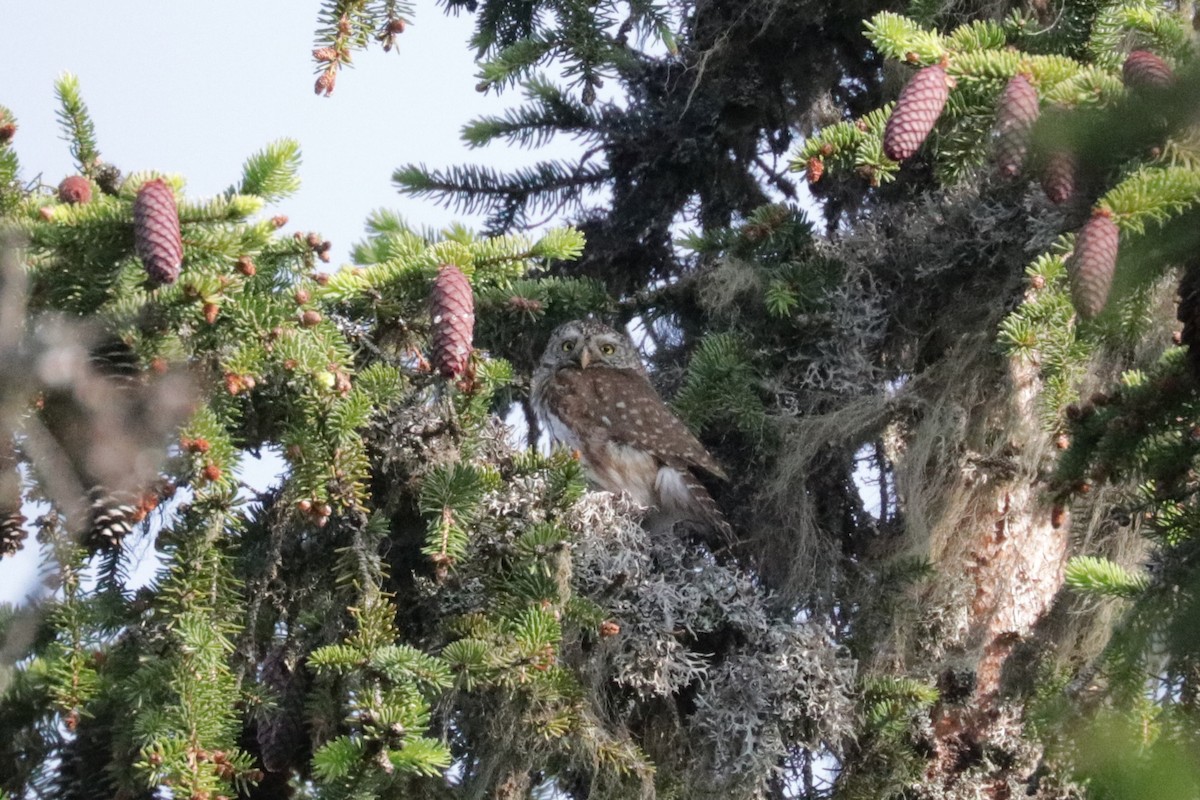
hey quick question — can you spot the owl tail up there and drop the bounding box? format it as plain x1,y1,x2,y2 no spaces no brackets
656,466,735,545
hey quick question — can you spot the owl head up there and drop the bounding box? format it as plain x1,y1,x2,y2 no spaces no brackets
539,319,645,373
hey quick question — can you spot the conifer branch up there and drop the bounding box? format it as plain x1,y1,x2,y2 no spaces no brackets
394,161,610,228
1065,555,1148,597
53,73,100,177
235,139,302,202
462,78,602,150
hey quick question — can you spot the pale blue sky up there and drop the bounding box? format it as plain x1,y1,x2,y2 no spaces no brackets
1,1,582,603
6,1,579,258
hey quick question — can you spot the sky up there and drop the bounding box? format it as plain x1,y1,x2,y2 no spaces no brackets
5,0,581,261
0,0,584,603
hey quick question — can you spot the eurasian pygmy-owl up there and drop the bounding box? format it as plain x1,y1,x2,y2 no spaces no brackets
531,319,730,539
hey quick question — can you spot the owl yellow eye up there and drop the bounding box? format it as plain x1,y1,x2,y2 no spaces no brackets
600,344,616,356
561,340,575,352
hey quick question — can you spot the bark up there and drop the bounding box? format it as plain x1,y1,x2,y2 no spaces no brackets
920,358,1067,798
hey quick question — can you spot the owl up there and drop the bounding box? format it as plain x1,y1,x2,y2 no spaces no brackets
531,319,730,540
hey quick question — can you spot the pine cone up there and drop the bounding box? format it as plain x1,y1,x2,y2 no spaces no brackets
85,488,139,552
429,264,475,378
1123,50,1174,90
1067,210,1119,318
1177,262,1200,379
0,436,23,558
57,176,93,205
94,163,123,195
883,64,952,161
0,510,26,558
1040,149,1077,204
993,74,1040,178
133,179,183,285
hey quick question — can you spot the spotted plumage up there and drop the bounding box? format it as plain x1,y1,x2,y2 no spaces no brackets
531,319,730,540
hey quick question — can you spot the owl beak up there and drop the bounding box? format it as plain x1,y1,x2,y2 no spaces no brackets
578,348,591,368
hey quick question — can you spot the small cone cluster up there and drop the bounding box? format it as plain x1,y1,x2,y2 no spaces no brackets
133,179,183,285
381,17,407,51
315,70,336,96
1041,150,1078,204
1067,209,1120,318
806,156,824,184
1123,50,1174,90
993,74,1040,178
57,175,93,205
1177,263,1200,379
429,263,475,378
883,64,952,161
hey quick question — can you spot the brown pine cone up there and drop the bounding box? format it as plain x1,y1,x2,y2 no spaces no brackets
1067,210,1120,318
993,74,1040,178
133,179,183,285
0,510,26,558
429,264,475,378
883,64,952,161
0,436,23,558
85,488,140,553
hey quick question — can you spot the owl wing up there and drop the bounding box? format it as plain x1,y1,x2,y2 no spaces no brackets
548,366,727,480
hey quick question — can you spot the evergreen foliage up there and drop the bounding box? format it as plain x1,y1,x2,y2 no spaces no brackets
0,57,852,798
5,0,1200,798
0,75,623,798
788,2,1200,796
0,106,22,216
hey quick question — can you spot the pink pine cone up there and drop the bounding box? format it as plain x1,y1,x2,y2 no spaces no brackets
1123,50,1173,90
1041,150,1078,204
1068,211,1120,318
133,179,183,285
883,64,952,161
994,74,1040,178
430,264,475,378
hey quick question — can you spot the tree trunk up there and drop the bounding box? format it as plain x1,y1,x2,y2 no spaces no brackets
917,357,1067,797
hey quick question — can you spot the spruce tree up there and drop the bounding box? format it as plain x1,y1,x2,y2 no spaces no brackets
374,0,1200,795
4,0,1200,798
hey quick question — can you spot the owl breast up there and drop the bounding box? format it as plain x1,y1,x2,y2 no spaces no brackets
586,442,661,509
534,397,660,508
533,367,659,507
